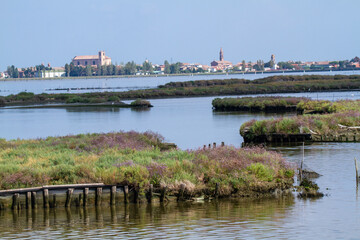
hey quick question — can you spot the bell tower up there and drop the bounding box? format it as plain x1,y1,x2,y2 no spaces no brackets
99,51,105,66
220,48,224,61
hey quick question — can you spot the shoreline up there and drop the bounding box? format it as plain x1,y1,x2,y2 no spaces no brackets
1,68,359,82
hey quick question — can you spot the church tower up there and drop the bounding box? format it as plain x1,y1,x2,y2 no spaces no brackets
99,51,105,66
220,48,224,61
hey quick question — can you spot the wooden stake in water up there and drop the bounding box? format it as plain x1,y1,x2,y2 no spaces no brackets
355,158,359,183
300,142,305,182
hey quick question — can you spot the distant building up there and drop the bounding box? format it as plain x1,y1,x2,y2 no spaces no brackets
72,51,111,67
210,48,233,69
35,67,66,78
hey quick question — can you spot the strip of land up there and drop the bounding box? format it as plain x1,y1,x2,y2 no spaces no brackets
1,74,360,107
0,131,294,201
240,99,360,143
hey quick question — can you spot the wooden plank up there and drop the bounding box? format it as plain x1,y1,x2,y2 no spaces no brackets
0,183,118,195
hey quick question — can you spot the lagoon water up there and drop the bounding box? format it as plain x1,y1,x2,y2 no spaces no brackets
1,75,360,238
0,70,359,96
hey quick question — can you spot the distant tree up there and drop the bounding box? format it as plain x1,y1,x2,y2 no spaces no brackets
97,64,101,76
7,65,14,78
339,61,346,69
107,64,113,75
241,60,246,71
142,60,153,73
278,62,294,70
351,56,360,63
164,60,170,74
170,62,181,74
124,61,137,75
85,65,92,76
101,65,107,76
65,63,70,77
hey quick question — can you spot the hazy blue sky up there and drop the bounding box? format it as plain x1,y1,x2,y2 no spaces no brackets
1,0,359,70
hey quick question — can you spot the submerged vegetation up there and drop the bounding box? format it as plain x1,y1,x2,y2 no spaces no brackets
0,131,294,197
2,75,360,107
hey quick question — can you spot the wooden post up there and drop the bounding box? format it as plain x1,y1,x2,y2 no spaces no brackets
160,186,167,203
31,191,37,209
65,188,74,208
124,186,129,204
355,158,359,184
178,183,185,202
77,194,83,206
221,142,225,147
12,193,19,210
83,188,89,207
95,187,102,206
110,186,116,206
215,183,219,199
213,142,216,148
146,184,153,203
43,189,49,208
52,194,57,208
133,184,139,203
26,192,31,209
299,142,304,182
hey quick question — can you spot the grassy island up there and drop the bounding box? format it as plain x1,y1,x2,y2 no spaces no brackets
1,74,360,107
240,99,360,143
212,96,308,112
0,131,294,199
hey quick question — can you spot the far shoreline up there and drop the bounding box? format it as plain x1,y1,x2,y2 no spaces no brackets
1,68,360,82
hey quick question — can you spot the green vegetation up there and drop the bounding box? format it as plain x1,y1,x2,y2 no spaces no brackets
2,75,360,106
0,132,294,197
240,99,360,142
212,96,308,111
297,99,360,114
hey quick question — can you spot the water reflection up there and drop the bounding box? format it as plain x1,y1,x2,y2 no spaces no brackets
0,197,295,239
65,107,121,113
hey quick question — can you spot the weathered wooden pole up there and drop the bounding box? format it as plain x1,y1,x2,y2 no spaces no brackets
43,189,49,208
83,188,89,207
31,191,37,209
178,183,185,202
299,142,304,182
65,188,74,208
77,193,83,206
124,186,129,204
12,193,19,210
26,192,31,209
215,183,219,199
95,187,102,206
146,184,153,203
110,186,116,206
52,194,57,208
355,158,359,184
160,186,167,203
133,184,139,203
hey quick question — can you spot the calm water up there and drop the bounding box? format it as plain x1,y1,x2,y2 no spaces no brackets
1,83,360,238
0,70,359,96
0,142,360,239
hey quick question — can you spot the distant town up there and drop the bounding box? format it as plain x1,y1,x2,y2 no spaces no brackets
2,48,360,79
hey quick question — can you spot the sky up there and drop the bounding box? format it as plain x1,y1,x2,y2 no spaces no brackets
1,0,359,71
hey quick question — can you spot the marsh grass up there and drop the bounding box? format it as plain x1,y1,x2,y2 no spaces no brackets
0,132,293,196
